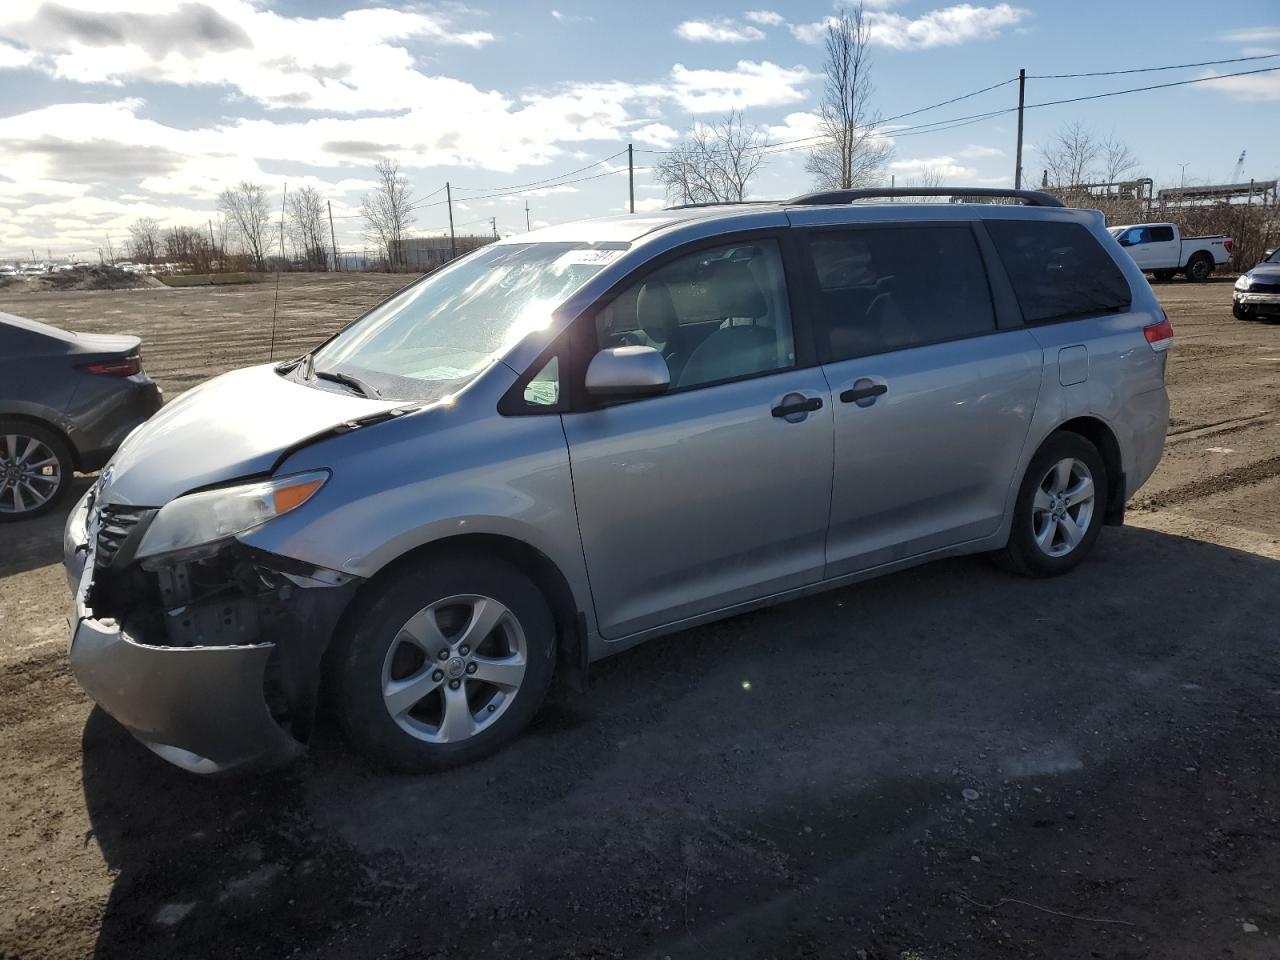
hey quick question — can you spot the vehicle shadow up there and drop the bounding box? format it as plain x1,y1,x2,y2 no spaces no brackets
80,524,1280,959
0,475,93,577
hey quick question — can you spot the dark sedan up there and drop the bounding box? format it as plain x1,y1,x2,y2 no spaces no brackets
1,312,162,520
1233,247,1280,320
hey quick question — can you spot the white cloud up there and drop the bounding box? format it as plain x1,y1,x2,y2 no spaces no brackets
1219,27,1280,43
1201,67,1280,101
743,10,784,27
632,122,679,148
630,197,668,212
675,19,765,43
551,10,594,23
668,60,815,112
0,0,494,113
791,4,1028,49
890,155,977,180
957,144,1004,158
0,39,34,68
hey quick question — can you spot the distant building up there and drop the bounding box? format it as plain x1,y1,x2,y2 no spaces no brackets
391,235,495,271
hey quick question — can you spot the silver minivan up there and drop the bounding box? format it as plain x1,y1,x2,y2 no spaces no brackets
63,188,1171,774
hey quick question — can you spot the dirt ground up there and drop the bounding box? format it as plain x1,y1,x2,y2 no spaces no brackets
2,275,1279,960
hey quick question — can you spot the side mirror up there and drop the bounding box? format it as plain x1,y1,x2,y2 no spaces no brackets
585,345,670,398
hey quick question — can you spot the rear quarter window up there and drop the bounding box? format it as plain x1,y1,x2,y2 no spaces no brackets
986,220,1132,324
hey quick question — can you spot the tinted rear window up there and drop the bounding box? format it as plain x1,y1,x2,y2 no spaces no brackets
803,225,996,360
986,220,1131,324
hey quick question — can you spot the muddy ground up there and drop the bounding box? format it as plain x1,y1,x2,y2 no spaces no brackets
1,275,1279,960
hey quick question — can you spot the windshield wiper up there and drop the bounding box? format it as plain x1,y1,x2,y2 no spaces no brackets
312,366,381,399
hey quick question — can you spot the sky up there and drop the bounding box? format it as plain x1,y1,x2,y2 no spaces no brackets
0,0,1277,259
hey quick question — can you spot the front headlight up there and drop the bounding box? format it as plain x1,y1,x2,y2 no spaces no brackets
1235,275,1252,290
136,470,329,559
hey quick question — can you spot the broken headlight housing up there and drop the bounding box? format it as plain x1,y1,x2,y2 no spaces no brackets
136,470,329,560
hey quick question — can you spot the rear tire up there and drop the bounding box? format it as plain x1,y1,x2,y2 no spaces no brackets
334,552,556,772
995,432,1108,578
0,419,74,522
1184,253,1213,282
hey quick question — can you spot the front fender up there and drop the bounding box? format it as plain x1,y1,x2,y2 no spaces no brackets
238,369,595,636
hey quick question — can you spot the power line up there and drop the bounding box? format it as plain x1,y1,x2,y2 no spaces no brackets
451,150,628,193
1028,52,1279,80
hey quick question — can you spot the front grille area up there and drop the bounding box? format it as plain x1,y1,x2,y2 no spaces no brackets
95,504,152,568
1249,281,1280,294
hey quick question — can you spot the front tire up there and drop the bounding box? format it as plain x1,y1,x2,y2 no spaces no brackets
0,419,74,522
996,432,1108,578
334,553,556,772
1232,301,1252,321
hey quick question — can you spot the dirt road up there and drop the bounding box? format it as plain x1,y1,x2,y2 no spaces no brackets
2,276,1279,960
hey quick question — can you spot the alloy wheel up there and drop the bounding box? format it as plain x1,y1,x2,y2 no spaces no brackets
0,434,62,515
1031,457,1095,558
380,594,528,744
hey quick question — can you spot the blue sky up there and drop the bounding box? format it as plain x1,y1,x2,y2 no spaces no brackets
0,0,1277,258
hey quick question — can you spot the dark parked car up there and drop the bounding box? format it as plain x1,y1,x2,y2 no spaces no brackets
1,312,162,520
1233,247,1280,320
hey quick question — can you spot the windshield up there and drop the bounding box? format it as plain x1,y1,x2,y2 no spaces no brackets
1266,248,1280,264
309,241,625,401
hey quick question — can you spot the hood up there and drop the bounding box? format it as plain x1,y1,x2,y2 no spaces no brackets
1246,263,1280,283
99,363,394,506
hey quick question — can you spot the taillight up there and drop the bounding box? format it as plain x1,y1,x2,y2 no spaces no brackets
79,355,142,377
1144,313,1173,352
1224,239,1233,254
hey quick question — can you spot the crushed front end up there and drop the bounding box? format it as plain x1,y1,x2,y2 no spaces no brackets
64,486,360,774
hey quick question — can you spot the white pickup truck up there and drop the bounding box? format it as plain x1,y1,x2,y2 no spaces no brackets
1108,223,1233,282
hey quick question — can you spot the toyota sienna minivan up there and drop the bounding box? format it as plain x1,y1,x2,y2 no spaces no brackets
63,188,1171,774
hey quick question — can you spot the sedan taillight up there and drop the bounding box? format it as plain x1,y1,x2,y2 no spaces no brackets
79,355,142,377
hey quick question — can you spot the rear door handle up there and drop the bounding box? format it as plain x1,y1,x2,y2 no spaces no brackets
771,396,824,418
840,383,888,404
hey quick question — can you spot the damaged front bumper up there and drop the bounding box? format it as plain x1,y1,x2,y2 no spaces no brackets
64,487,360,774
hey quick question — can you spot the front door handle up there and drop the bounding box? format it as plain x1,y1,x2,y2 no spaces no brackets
771,395,823,418
840,383,888,404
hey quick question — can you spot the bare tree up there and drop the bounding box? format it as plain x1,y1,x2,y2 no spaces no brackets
163,225,214,272
1101,132,1139,183
655,110,767,205
127,217,162,264
806,4,893,191
218,181,271,269
287,185,329,270
361,159,415,270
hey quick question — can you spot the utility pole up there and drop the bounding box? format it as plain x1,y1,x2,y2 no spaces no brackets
1014,68,1026,190
446,181,456,260
628,143,635,214
1178,162,1190,191
490,217,497,239
327,200,339,272
278,183,287,264
524,199,531,232
207,219,216,257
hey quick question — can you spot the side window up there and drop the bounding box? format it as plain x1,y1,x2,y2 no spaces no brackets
803,225,996,361
986,220,1132,324
522,356,560,406
1149,225,1175,242
594,239,795,390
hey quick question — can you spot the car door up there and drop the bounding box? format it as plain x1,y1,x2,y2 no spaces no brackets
794,221,1043,578
561,235,833,639
1145,225,1180,269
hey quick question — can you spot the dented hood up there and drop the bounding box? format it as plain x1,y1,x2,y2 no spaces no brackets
99,363,394,506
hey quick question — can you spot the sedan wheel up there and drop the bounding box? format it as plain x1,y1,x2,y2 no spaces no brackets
0,430,68,519
1031,457,1095,558
381,594,528,744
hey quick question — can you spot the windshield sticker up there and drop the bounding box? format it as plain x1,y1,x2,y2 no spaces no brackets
555,248,623,269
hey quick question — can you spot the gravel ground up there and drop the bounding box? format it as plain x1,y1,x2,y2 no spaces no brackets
1,275,1279,960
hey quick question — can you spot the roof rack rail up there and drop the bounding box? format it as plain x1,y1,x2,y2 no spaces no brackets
786,187,1065,208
